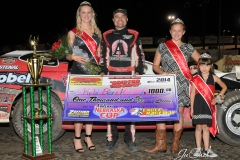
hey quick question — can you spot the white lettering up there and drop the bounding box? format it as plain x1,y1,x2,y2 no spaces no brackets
0,73,31,84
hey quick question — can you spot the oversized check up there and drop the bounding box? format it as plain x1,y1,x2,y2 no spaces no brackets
62,74,179,122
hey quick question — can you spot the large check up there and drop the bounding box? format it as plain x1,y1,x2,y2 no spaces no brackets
62,74,179,122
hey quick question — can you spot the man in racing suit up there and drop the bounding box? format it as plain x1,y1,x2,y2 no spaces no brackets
100,8,145,152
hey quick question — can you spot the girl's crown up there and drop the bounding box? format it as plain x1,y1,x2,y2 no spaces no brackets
172,18,184,24
200,53,212,59
80,1,91,6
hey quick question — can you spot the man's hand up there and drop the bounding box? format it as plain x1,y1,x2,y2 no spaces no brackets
133,72,139,77
100,72,105,77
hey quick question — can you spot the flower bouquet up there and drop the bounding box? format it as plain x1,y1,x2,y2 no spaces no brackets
51,35,72,59
51,34,102,75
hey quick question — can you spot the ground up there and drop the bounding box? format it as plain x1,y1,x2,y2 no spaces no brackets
0,123,239,160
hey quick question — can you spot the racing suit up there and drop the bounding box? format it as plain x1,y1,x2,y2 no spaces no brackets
100,27,144,143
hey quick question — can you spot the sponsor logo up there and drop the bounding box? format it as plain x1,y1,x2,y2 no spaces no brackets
110,79,141,88
0,111,8,119
93,104,128,119
62,76,68,86
68,110,90,117
156,77,171,83
131,108,175,117
0,106,7,112
70,77,102,86
2,58,16,64
0,65,19,70
0,73,31,84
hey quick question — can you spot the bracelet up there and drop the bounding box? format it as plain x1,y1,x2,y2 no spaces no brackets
219,94,225,100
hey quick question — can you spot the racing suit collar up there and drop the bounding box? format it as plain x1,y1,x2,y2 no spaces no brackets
113,27,127,34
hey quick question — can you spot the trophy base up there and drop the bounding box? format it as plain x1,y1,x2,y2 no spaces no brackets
21,152,56,160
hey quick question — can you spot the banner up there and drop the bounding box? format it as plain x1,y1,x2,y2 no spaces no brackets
62,75,179,122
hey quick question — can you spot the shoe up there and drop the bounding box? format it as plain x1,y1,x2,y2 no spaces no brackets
73,136,84,153
193,148,202,157
84,134,96,151
105,141,117,152
203,146,218,158
126,142,138,152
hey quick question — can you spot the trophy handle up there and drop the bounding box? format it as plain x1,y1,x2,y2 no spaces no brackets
27,58,34,78
39,59,44,74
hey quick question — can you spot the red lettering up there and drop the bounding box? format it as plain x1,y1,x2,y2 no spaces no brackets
100,113,118,119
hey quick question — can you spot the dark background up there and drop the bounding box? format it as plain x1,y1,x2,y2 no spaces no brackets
0,0,239,47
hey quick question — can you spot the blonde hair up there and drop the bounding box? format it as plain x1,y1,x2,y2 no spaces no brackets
75,4,102,41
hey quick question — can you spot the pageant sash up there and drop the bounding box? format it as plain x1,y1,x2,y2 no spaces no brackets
191,75,218,136
72,28,99,64
165,40,192,81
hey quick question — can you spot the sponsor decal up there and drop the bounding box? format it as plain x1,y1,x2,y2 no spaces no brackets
2,58,16,64
110,79,141,88
0,106,7,112
68,110,90,117
0,73,31,84
156,77,171,83
0,111,8,118
70,77,102,86
62,76,68,86
0,65,18,70
93,104,128,119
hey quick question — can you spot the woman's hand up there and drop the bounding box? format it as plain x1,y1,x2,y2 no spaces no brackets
72,54,87,64
211,98,217,105
190,108,194,118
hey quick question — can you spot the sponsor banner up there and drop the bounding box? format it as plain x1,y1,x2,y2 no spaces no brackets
205,36,217,44
62,75,179,122
188,36,201,44
220,36,234,43
189,49,238,63
139,37,153,45
222,55,240,72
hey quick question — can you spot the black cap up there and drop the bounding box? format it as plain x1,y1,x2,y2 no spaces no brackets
113,8,127,17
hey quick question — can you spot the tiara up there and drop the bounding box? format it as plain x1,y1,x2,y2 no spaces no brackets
172,18,184,24
80,1,91,6
200,53,212,59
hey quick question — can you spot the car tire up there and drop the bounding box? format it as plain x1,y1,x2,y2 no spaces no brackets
216,90,240,146
12,91,65,142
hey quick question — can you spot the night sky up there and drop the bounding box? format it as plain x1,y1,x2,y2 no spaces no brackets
1,0,239,47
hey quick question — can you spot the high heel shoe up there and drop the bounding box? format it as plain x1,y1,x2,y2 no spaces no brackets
73,136,84,153
84,134,96,151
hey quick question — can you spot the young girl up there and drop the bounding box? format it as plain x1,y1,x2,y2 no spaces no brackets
190,52,227,157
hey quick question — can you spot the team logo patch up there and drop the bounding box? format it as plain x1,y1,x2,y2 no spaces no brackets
122,35,133,39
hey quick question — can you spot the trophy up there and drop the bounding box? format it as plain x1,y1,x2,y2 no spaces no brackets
27,35,43,84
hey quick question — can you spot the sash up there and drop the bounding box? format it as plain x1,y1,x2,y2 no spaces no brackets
191,75,218,137
72,28,99,64
165,40,192,81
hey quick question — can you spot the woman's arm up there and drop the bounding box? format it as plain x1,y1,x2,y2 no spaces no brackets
152,51,165,74
214,75,227,96
190,83,196,117
191,49,200,62
65,31,86,64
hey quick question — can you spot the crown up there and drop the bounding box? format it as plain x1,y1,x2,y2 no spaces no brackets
80,1,91,6
172,18,184,24
200,53,212,59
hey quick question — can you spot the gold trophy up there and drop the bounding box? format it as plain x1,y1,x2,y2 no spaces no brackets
27,35,43,84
